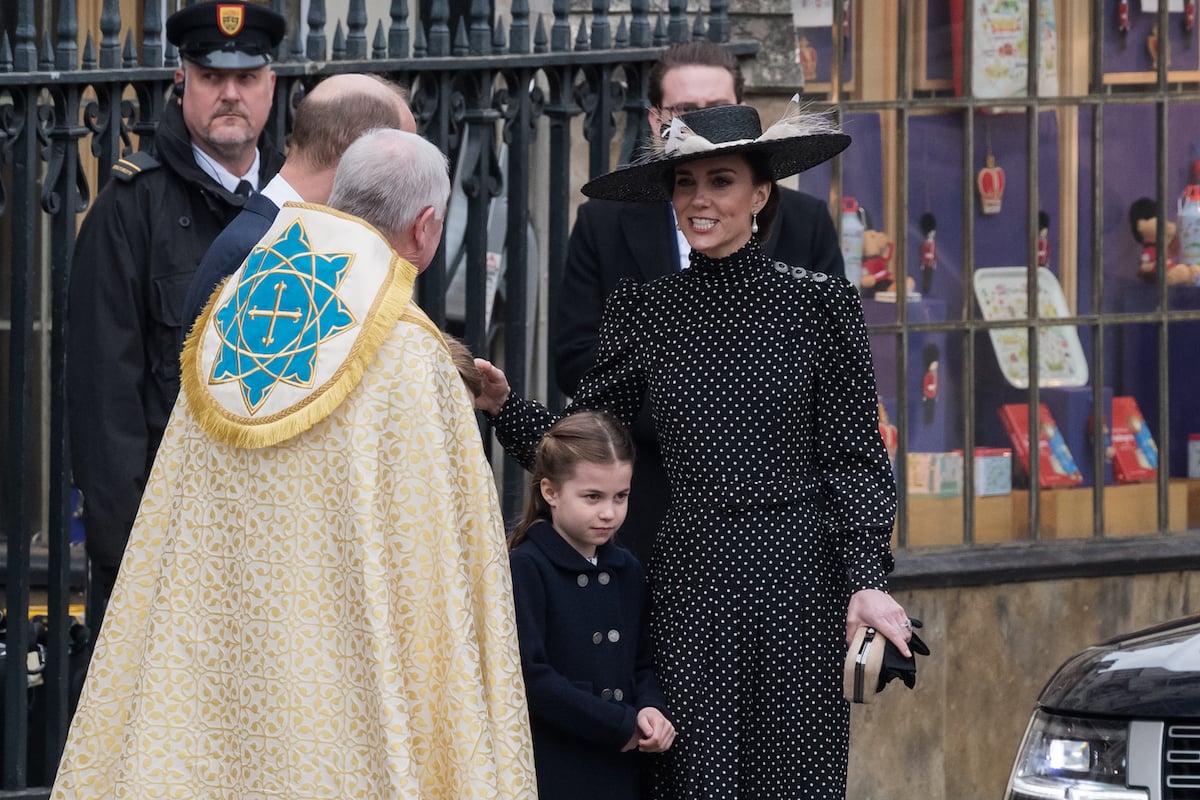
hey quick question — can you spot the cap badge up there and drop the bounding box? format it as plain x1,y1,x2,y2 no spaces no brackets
217,4,246,38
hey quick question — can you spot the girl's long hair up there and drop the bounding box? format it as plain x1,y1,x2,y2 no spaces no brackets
507,411,635,551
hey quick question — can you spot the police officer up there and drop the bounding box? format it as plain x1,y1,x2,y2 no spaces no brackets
67,1,286,630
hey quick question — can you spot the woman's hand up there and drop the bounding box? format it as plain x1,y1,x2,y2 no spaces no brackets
846,588,912,658
472,358,511,416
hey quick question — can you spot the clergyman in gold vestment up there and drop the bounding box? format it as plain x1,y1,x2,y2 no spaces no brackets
51,129,537,800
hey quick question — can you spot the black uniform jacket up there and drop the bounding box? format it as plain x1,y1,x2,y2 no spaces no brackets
509,521,670,800
552,189,844,564
66,101,284,570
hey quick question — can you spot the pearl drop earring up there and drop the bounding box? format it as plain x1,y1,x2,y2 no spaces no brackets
751,212,759,235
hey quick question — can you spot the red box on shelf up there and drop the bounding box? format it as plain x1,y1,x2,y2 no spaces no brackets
1110,396,1158,484
997,403,1084,489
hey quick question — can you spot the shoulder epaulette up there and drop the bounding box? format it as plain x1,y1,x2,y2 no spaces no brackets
110,151,161,183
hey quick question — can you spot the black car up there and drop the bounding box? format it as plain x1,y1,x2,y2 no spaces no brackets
1004,613,1200,800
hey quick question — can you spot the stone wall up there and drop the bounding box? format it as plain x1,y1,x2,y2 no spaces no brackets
729,0,806,93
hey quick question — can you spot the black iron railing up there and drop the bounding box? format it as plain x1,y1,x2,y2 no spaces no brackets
0,0,738,792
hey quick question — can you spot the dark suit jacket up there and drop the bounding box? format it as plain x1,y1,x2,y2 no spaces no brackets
553,188,844,564
180,192,282,339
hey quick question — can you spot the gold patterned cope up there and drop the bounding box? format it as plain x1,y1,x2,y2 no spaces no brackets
51,204,538,800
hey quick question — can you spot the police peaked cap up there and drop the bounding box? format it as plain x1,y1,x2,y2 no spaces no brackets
167,2,285,69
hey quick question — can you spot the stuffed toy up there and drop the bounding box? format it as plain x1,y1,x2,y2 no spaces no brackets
860,228,915,296
1129,197,1200,285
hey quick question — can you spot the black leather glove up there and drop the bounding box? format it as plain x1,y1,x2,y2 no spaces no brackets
877,617,931,692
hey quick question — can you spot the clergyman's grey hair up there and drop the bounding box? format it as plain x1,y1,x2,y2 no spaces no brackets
328,129,451,241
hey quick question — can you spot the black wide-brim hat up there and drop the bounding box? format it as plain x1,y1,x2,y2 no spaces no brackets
167,2,286,69
581,101,850,203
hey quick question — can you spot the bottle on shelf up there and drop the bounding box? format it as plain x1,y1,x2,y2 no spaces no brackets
841,196,864,290
1177,184,1200,269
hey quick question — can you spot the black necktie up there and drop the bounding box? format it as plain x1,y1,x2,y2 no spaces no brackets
234,179,253,199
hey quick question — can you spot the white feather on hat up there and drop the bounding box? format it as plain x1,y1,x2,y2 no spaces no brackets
582,95,849,203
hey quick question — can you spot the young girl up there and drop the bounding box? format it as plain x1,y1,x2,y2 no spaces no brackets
508,411,674,800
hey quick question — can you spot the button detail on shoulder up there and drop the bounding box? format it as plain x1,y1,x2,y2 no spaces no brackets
592,632,603,645
607,629,620,642
576,574,589,587
598,572,611,585
775,260,824,282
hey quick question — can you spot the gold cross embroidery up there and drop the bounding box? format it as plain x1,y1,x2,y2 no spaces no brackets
247,281,302,346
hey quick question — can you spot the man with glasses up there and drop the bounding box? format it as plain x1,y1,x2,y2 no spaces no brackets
554,40,844,566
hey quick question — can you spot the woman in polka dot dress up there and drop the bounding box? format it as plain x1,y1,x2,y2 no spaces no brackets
477,102,915,799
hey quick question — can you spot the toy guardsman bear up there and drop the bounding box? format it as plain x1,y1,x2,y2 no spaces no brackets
858,206,915,297
860,227,895,294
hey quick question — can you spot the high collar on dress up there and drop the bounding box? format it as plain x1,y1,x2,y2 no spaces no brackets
687,235,769,280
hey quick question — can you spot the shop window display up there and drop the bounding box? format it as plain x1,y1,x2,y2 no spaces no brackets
806,2,1200,544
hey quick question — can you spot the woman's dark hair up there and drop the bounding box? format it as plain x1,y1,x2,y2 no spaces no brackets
507,411,635,551
745,151,780,241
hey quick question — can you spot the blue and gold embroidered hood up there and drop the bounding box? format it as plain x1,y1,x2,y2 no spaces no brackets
182,203,418,449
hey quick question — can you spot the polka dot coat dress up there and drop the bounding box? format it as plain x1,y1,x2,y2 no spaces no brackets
494,237,897,799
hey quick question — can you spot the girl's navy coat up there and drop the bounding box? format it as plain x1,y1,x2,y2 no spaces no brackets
509,520,670,800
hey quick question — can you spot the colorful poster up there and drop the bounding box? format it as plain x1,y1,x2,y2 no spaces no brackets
971,0,1058,98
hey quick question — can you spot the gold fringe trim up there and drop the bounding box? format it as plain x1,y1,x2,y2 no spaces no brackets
181,206,421,450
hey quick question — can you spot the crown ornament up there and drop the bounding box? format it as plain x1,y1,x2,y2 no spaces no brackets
977,154,1006,215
